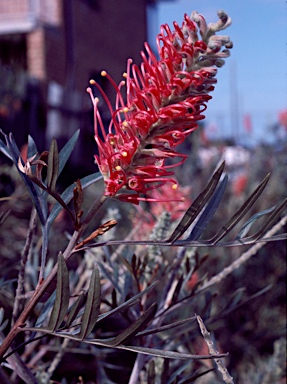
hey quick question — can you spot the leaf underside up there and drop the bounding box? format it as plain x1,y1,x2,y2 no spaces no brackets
47,253,70,331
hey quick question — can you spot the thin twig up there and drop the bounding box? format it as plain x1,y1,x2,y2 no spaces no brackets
197,315,234,384
128,353,147,384
12,208,37,323
196,214,287,294
46,338,70,380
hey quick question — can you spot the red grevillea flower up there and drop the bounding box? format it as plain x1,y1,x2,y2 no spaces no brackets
87,10,232,204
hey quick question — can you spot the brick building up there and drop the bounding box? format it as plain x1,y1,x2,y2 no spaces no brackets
0,0,170,177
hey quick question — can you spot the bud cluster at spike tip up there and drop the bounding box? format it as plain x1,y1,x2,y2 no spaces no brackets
87,10,232,204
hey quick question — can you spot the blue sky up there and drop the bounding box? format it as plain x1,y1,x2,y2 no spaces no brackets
148,0,287,144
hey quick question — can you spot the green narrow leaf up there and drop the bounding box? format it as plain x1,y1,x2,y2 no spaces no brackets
210,173,270,244
20,325,227,360
167,161,225,243
106,303,157,347
27,135,38,177
35,291,56,329
105,344,227,360
136,316,195,338
96,281,158,323
27,135,38,160
46,139,59,191
186,174,228,241
48,253,70,331
58,129,80,175
79,265,101,339
236,206,275,239
245,198,287,242
65,292,87,329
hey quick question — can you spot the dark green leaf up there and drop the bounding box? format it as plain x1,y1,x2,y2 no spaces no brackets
46,139,59,191
21,328,227,360
58,129,80,175
104,344,227,360
186,174,228,241
236,206,275,239
245,198,287,242
167,162,225,243
27,136,38,177
136,316,195,338
79,265,101,339
27,135,38,160
65,292,87,329
35,291,56,329
97,261,120,292
210,173,270,244
105,303,157,347
48,253,70,331
96,281,158,323
22,322,228,360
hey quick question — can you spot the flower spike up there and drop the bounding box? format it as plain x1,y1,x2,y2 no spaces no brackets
88,10,232,203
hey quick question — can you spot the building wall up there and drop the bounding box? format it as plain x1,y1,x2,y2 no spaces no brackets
1,0,148,88
44,0,148,91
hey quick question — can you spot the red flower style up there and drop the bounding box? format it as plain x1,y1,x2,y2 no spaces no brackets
87,10,232,203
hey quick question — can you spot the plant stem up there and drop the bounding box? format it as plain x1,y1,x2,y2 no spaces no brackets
128,353,146,384
197,315,234,384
